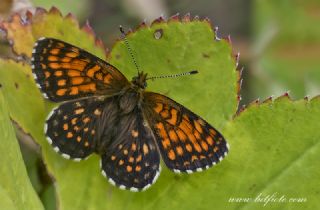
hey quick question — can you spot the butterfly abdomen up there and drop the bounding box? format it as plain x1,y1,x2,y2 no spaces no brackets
96,92,142,154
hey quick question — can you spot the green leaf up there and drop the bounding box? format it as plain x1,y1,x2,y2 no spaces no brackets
0,92,43,210
1,6,319,210
222,96,320,210
0,59,46,138
1,10,239,210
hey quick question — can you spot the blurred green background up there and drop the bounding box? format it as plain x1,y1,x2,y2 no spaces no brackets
0,0,319,209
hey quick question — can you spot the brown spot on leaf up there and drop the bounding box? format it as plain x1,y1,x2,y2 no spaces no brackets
202,53,210,58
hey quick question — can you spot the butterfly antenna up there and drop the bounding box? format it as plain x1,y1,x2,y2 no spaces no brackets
119,25,140,74
147,70,198,81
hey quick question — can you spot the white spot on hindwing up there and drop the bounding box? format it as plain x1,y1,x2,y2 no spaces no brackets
108,178,116,186
62,153,70,159
186,169,193,174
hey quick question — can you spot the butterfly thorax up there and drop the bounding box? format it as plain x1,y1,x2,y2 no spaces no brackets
117,72,147,114
131,72,147,90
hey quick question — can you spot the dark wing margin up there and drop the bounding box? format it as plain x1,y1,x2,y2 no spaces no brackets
143,92,229,174
45,97,108,161
100,107,160,192
31,37,129,102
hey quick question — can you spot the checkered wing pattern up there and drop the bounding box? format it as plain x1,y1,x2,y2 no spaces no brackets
100,108,160,192
45,97,108,161
143,92,229,173
31,38,129,102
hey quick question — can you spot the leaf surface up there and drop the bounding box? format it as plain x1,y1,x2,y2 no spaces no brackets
0,92,43,210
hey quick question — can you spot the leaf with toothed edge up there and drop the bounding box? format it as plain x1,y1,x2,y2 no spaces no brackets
1,8,240,210
31,3,89,18
0,8,107,58
1,7,320,210
221,94,320,210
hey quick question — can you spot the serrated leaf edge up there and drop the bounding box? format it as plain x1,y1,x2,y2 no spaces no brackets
235,92,320,118
0,7,108,58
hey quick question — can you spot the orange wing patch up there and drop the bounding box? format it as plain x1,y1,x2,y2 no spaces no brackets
32,38,129,102
145,92,229,173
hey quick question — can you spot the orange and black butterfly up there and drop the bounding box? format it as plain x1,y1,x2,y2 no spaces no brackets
31,36,229,192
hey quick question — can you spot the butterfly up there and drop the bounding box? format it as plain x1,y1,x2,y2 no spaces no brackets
31,37,229,192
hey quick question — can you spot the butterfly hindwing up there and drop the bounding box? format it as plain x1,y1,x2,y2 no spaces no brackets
100,107,160,191
31,38,129,102
143,92,229,173
45,97,109,160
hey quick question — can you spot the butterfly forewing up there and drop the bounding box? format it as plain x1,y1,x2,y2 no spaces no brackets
100,108,160,191
143,92,229,173
31,38,129,102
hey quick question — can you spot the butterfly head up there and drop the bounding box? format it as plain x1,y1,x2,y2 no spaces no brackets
131,71,147,89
